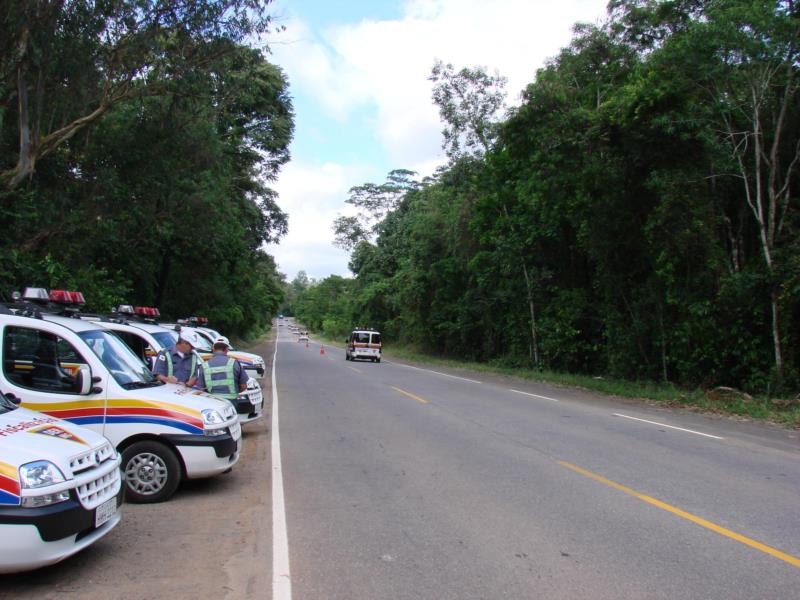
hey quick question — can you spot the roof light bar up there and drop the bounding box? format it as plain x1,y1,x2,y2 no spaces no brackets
135,306,160,317
48,289,86,305
22,287,49,301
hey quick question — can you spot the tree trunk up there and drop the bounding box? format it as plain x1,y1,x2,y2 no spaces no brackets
521,262,540,367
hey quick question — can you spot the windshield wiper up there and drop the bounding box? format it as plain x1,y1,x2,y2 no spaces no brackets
122,380,163,390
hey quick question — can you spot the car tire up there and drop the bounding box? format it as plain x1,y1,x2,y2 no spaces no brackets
376,357,381,363
121,441,181,504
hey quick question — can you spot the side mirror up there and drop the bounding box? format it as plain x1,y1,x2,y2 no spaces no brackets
3,392,21,405
75,365,94,395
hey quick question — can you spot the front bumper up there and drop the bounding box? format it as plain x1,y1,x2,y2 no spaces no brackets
0,488,123,574
164,426,241,479
231,384,264,424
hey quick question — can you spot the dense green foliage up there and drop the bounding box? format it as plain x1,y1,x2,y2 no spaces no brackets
293,0,800,396
1,1,291,336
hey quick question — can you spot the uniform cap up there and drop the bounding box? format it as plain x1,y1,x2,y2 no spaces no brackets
178,330,200,347
213,336,231,348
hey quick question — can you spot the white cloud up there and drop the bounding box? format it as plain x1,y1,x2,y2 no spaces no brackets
265,1,610,279
267,160,373,280
273,1,608,166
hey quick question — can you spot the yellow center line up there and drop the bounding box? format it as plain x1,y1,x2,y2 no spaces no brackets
391,386,428,404
558,460,800,569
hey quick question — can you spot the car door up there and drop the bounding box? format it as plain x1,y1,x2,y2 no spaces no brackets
1,322,108,435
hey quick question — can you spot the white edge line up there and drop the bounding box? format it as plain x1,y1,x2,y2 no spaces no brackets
272,335,292,600
397,363,482,384
614,413,724,440
509,389,560,402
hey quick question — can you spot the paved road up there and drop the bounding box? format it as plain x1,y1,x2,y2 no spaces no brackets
276,324,800,599
2,324,798,599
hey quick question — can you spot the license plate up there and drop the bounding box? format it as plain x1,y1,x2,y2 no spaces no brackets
230,422,242,441
95,497,117,528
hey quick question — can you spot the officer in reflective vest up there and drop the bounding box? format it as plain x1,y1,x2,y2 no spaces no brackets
153,329,201,387
198,336,249,400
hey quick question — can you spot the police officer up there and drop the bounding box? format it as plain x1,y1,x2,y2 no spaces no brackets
198,336,249,401
153,329,201,387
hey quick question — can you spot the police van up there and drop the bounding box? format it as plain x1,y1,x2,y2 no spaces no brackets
88,309,263,424
345,328,382,363
0,390,122,573
1,289,242,503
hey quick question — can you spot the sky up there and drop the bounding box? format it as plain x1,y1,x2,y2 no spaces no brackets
263,0,610,282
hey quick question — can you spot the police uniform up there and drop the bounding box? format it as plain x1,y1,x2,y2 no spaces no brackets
153,347,201,384
198,351,249,400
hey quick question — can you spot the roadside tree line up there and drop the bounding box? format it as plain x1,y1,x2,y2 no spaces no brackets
0,0,292,337
293,0,800,395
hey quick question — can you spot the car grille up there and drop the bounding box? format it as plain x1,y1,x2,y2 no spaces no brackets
70,443,121,509
243,385,263,405
76,468,120,510
70,443,115,474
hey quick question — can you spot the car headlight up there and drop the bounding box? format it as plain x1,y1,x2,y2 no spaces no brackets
201,408,225,426
19,461,66,489
21,490,72,508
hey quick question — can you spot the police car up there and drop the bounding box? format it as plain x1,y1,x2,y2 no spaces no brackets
178,320,266,380
0,390,122,573
1,289,242,503
84,309,264,425
160,325,264,424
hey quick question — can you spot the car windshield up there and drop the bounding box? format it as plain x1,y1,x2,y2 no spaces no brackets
152,331,176,350
186,330,213,352
0,392,17,414
78,330,158,389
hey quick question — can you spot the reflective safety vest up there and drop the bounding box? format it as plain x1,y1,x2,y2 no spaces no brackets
164,351,198,380
202,358,237,400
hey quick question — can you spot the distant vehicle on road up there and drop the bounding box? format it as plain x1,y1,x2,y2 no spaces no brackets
345,329,381,363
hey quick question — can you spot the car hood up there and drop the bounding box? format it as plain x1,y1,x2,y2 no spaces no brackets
0,406,111,470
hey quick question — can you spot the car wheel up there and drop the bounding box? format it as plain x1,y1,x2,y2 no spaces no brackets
121,441,181,503
376,357,381,363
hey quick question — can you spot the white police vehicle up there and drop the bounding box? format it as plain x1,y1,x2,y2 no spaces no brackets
95,310,264,425
176,319,266,380
1,289,242,503
345,328,382,363
0,390,122,573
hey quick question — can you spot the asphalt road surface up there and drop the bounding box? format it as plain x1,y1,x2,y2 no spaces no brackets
2,323,799,599
275,323,799,599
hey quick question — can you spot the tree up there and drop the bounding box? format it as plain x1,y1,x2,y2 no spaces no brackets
0,0,280,189
429,60,507,161
332,169,419,251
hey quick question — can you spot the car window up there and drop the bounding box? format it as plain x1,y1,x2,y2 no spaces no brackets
353,333,370,344
116,331,149,364
3,326,87,393
370,333,381,345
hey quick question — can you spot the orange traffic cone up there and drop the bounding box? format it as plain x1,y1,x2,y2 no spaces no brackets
320,344,326,355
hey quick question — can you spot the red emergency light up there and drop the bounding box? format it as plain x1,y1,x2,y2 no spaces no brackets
135,306,160,317
49,289,86,305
